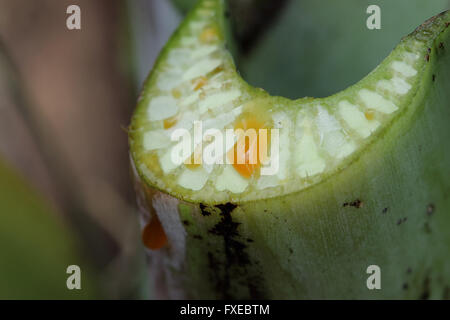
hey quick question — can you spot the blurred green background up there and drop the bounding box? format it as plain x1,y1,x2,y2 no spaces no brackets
0,0,448,299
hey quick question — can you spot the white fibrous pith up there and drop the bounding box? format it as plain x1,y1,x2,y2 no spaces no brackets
133,0,425,199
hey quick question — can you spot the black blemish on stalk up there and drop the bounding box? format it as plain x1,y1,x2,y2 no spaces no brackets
432,74,436,82
428,47,432,53
425,54,430,62
397,217,407,225
439,42,444,49
343,199,363,208
420,276,431,300
182,220,190,226
199,203,211,216
446,22,450,28
402,283,409,290
382,207,389,214
407,267,412,274
207,202,265,299
214,203,238,217
193,235,203,240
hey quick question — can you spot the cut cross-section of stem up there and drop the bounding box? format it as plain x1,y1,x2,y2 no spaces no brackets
129,0,450,299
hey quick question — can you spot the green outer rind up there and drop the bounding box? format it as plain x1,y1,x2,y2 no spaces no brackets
130,6,450,298
0,158,97,299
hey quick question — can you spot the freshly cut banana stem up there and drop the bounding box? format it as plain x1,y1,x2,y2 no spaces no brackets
129,0,450,299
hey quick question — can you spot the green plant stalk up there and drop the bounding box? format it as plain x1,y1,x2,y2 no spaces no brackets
130,0,450,299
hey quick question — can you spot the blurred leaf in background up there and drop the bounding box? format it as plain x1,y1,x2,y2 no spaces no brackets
0,0,147,299
171,0,450,98
0,157,97,299
238,0,450,98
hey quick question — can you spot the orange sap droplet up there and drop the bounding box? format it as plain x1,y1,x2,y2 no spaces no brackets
365,110,375,121
192,76,208,91
142,215,168,250
185,146,202,170
163,115,178,129
228,116,270,179
199,27,219,43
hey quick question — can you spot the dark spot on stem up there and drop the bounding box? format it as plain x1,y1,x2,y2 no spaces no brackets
182,220,190,226
215,203,238,216
397,217,407,225
382,207,388,214
428,47,432,53
403,283,409,290
425,54,430,62
407,267,412,274
426,203,435,216
199,203,211,216
193,235,203,240
420,277,431,300
432,74,436,81
439,42,444,49
208,202,265,299
343,199,363,208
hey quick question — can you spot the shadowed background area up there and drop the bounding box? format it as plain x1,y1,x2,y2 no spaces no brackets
0,0,185,299
0,0,149,298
